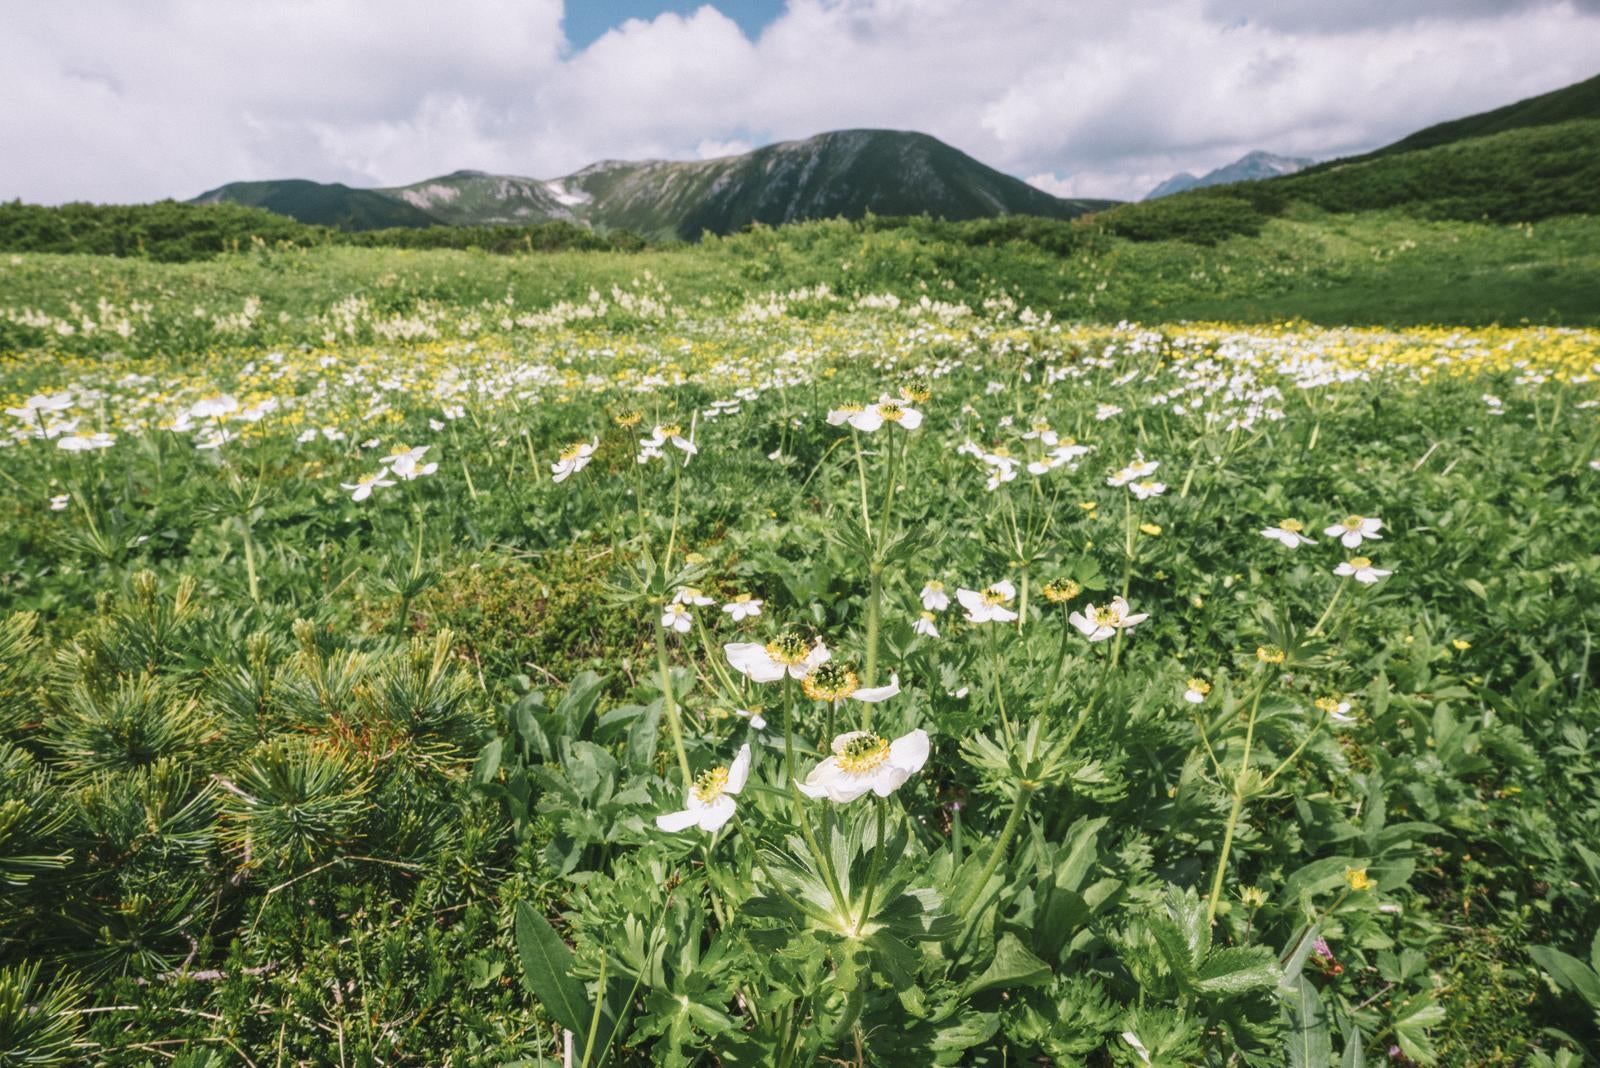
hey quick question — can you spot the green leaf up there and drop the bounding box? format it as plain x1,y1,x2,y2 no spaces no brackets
1529,945,1600,1008
1391,993,1445,1064
1281,975,1332,1068
1195,945,1279,996
472,738,502,786
1341,1024,1366,1068
514,902,592,1036
962,933,1052,996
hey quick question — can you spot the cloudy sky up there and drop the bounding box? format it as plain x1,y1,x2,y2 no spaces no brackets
6,0,1598,205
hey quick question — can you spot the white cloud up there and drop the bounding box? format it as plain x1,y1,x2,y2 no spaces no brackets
2,0,1596,205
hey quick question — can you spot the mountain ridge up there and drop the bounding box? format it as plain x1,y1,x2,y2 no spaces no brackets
191,129,1116,239
1144,150,1314,200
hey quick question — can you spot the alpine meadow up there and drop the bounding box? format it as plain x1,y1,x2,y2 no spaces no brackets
2,16,1600,1068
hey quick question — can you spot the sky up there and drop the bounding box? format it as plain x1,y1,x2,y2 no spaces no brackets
4,0,1598,205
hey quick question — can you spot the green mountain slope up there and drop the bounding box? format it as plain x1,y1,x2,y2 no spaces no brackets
1306,70,1600,171
568,129,1112,239
188,130,1112,238
191,179,441,230
1094,117,1600,244
376,170,582,226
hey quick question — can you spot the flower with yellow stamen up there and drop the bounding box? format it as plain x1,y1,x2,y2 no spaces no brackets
656,744,751,833
797,729,929,803
1042,578,1081,604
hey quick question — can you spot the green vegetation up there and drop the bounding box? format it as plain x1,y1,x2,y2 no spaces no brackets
1097,118,1600,243
191,177,442,229
1,280,1598,1062
1318,70,1600,166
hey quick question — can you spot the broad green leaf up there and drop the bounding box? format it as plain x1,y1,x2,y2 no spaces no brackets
1195,945,1279,996
1341,1024,1365,1068
514,902,592,1036
1281,975,1331,1068
1529,945,1600,1008
962,933,1052,996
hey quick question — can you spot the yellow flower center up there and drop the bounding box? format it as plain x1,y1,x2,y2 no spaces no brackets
1031,421,1051,433
834,403,864,414
1140,523,1162,536
925,581,943,593
835,733,891,774
919,610,937,623
1314,697,1341,713
877,402,905,422
558,440,590,462
658,423,683,439
733,593,752,603
1347,557,1372,569
1187,678,1211,695
692,766,730,803
1257,645,1286,664
803,662,859,702
1341,515,1365,530
982,586,1011,605
1344,867,1373,892
765,633,811,666
899,378,931,403
612,409,642,427
1042,579,1080,603
1279,518,1303,532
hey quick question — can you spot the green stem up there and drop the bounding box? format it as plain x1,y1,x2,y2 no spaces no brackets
863,565,882,693
1205,678,1266,926
236,515,260,604
654,624,692,788
986,625,1015,746
856,797,887,930
850,432,873,542
957,785,1033,918
1309,581,1347,637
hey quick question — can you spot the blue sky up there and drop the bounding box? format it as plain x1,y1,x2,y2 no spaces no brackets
564,1,785,49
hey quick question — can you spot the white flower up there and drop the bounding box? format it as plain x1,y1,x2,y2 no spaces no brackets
1069,597,1149,642
1261,519,1316,548
1588,459,1600,472
800,664,900,704
827,403,865,425
797,729,930,803
1183,678,1211,704
1333,556,1392,584
1315,697,1357,725
913,611,941,638
49,493,70,511
1325,514,1384,549
844,397,923,432
1106,456,1159,487
722,594,763,622
1095,403,1123,421
6,392,73,419
551,438,597,482
671,587,714,607
189,394,239,421
1129,479,1166,500
384,444,438,480
1022,422,1058,446
656,744,751,833
919,581,950,612
725,635,829,683
637,443,665,464
735,708,768,731
194,428,235,451
341,471,396,502
57,432,115,451
956,581,1018,623
642,423,696,459
661,602,694,634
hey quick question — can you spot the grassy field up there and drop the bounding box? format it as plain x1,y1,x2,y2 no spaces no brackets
2,233,1599,1065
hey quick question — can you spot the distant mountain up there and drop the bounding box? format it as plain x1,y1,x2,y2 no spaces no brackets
190,179,441,230
1144,151,1313,200
376,170,583,226
188,130,1116,238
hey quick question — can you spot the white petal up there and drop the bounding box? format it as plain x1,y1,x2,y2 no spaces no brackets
989,606,1018,623
955,588,986,613
869,765,913,797
847,410,884,432
726,744,752,794
725,643,785,683
992,580,1017,600
697,795,737,831
888,729,930,774
898,409,923,429
852,674,901,703
655,808,701,833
